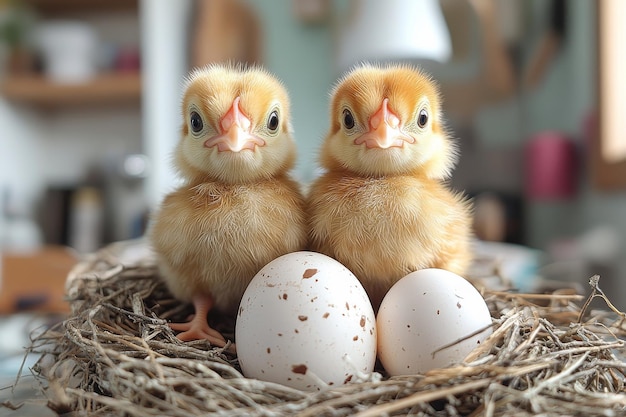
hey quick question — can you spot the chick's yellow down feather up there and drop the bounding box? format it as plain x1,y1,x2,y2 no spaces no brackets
307,64,473,310
149,64,307,346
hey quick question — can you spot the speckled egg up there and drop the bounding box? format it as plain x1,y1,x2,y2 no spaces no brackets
377,268,493,376
235,251,377,391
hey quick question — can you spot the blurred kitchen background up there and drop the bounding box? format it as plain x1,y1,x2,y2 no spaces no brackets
0,0,625,344
0,0,625,411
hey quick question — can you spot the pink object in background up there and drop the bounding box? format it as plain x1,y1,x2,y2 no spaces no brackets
524,131,578,200
115,47,141,73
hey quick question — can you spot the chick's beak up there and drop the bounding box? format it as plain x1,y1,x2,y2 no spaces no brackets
354,98,414,149
204,97,266,152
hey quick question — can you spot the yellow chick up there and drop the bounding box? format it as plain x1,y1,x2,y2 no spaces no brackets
149,64,307,346
307,63,473,310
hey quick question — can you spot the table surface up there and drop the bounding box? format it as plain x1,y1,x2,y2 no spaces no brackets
1,247,77,315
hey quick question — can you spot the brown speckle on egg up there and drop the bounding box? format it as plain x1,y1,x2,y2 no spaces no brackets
359,316,366,327
282,293,288,300
292,364,308,375
457,302,462,309
323,312,330,318
353,335,358,341
303,268,318,279
345,302,350,310
267,347,271,354
344,375,353,384
298,315,308,321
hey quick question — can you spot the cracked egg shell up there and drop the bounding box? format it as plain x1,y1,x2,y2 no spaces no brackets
377,268,493,376
235,251,377,391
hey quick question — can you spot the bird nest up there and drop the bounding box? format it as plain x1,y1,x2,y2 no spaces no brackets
16,240,626,416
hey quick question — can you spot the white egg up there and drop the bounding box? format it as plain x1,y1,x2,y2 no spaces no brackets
235,251,377,391
377,268,492,376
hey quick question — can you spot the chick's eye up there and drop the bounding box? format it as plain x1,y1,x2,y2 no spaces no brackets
267,111,279,132
190,111,204,133
343,109,355,130
417,109,429,128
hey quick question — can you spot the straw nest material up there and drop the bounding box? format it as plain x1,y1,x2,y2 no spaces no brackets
18,240,626,416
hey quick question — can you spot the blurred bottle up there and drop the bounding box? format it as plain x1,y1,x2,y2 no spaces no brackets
69,186,104,254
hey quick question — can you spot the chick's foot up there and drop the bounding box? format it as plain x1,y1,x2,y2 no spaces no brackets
169,294,228,347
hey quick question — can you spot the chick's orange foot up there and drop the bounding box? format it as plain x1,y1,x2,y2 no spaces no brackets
169,318,227,345
169,295,228,347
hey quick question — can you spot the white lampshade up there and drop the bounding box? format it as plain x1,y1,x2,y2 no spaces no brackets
336,0,452,72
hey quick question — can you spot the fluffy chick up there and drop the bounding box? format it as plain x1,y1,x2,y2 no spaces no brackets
307,63,472,310
149,64,307,346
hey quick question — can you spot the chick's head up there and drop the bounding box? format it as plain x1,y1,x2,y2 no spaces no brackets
175,64,296,184
321,64,457,179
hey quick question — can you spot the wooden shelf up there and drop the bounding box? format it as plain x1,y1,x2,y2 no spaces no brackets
0,72,142,106
25,0,138,15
